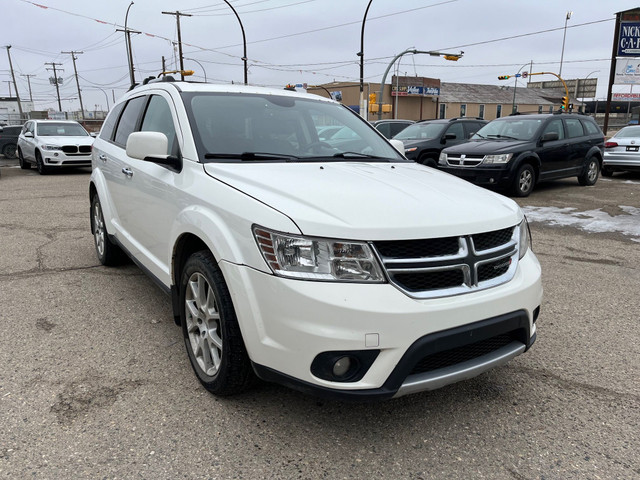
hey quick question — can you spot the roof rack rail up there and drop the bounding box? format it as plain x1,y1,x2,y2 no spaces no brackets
448,116,485,121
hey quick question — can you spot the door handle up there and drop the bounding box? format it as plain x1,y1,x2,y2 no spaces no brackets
99,154,107,162
122,167,133,178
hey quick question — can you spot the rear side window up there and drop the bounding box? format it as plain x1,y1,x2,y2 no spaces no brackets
581,119,601,135
376,123,391,138
114,96,147,147
99,102,125,141
565,118,584,138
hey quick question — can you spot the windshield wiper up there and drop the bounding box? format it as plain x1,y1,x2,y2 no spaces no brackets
487,134,518,140
474,133,486,139
331,152,388,160
204,152,299,161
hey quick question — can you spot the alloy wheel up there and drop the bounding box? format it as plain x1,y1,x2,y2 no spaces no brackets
93,201,105,257
185,272,223,377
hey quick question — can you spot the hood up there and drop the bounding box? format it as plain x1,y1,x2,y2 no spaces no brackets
444,139,533,155
38,136,94,146
204,161,521,240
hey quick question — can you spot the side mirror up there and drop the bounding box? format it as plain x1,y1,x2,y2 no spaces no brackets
540,132,559,142
442,133,456,143
389,139,405,154
126,131,182,172
24,132,34,138
90,132,98,138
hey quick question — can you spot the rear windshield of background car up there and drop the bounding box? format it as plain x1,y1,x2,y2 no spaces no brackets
37,123,89,137
615,126,640,138
393,122,445,140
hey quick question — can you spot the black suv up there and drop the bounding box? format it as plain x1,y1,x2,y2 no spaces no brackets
0,125,22,159
393,117,487,167
438,113,604,197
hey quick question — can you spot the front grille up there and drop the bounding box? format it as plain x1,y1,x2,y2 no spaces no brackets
375,237,460,259
410,333,515,375
446,154,484,167
61,145,91,154
372,226,518,299
394,269,465,292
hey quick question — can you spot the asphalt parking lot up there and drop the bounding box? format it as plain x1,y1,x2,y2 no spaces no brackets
0,160,638,479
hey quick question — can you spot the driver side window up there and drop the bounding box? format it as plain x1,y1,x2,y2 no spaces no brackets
542,119,564,140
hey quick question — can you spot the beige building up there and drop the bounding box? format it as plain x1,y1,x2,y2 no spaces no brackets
308,77,579,121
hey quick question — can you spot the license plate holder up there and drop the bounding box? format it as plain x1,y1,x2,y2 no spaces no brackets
626,146,639,152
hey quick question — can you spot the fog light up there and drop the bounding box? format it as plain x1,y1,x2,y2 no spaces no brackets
332,356,351,377
489,178,495,184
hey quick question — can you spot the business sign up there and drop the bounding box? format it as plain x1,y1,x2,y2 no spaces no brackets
615,58,640,84
618,22,640,56
612,92,640,101
391,85,441,96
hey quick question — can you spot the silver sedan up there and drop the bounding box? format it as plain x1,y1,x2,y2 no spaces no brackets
603,125,640,176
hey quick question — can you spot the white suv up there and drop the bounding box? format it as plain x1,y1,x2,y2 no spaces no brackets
17,120,93,174
90,79,542,400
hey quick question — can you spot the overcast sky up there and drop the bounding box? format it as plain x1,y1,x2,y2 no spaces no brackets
2,0,638,112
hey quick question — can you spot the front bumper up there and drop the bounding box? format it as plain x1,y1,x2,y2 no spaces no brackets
439,164,512,187
221,250,542,399
42,152,91,167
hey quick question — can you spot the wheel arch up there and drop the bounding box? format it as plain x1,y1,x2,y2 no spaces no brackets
513,153,541,183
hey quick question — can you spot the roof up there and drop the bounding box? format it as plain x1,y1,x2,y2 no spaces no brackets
439,82,579,105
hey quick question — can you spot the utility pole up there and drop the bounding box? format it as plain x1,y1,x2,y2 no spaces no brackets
45,62,64,112
62,51,85,121
20,74,36,102
5,45,24,120
162,10,192,81
162,56,166,77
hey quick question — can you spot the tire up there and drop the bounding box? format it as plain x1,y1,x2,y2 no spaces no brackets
418,154,438,168
601,166,613,177
180,250,254,396
35,151,49,175
510,163,535,197
91,194,125,266
578,157,599,186
2,143,17,159
18,148,30,169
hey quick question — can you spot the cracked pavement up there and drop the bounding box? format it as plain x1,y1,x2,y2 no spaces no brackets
0,163,638,479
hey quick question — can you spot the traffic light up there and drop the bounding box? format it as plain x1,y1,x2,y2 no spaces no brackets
561,95,569,110
497,75,510,80
369,92,377,104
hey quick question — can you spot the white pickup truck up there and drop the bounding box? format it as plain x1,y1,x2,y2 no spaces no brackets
89,79,542,400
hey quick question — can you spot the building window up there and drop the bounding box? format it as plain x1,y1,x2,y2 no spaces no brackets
538,105,543,114
460,104,467,117
549,105,554,113
478,104,485,119
439,103,446,119
496,104,502,118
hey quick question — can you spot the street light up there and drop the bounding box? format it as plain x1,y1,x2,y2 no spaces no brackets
221,0,248,85
185,58,207,82
580,70,599,113
358,0,374,119
559,11,572,77
512,63,529,114
376,49,462,120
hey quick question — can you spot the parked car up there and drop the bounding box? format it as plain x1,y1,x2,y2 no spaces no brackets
90,79,542,400
370,119,414,139
438,113,605,197
17,120,94,174
393,117,487,167
0,125,22,159
602,125,640,176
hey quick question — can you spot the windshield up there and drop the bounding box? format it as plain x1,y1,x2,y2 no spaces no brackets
36,123,89,137
183,92,404,163
473,118,543,141
393,122,445,141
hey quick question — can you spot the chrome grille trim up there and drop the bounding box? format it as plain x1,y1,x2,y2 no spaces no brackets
372,226,520,299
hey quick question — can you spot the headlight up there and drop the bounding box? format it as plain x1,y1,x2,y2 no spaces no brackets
42,145,62,151
405,147,417,153
518,218,531,259
438,152,447,165
253,226,385,282
482,153,513,164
